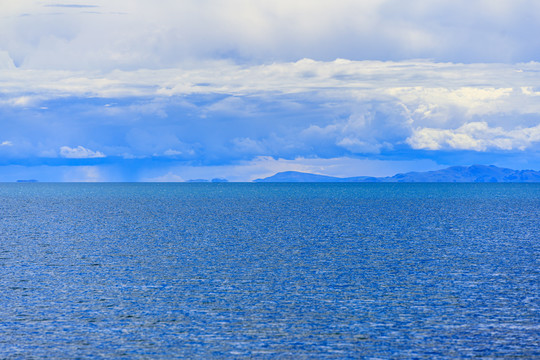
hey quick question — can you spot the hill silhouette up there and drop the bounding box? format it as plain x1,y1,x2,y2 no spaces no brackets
254,165,540,183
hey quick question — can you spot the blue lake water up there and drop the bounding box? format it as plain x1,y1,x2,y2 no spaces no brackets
0,183,538,358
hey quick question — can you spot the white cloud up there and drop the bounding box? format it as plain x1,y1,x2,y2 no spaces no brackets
59,145,105,158
1,59,539,160
163,149,183,156
3,59,540,108
521,87,540,97
388,87,514,122
0,51,15,70
300,103,410,154
407,122,540,151
2,0,540,70
1,141,13,146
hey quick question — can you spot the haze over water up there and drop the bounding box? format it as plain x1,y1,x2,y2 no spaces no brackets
1,183,538,358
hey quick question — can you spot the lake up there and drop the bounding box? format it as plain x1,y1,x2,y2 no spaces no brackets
0,183,538,358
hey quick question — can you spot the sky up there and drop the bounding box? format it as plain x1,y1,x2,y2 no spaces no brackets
1,0,540,181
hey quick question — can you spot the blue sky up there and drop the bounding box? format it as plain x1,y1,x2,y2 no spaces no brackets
1,0,540,181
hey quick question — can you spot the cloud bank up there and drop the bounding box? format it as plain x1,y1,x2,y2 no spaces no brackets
60,145,105,158
2,0,540,70
0,1,539,181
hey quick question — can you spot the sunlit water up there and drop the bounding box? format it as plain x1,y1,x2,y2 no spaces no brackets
0,183,538,358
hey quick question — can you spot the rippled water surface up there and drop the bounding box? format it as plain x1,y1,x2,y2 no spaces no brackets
0,183,539,358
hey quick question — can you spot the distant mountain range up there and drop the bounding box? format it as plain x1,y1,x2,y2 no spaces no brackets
254,165,540,183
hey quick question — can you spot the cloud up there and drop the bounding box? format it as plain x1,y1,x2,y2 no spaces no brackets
1,1,539,181
60,145,105,158
2,0,540,71
163,149,183,157
407,122,540,151
0,51,16,70
301,103,411,155
44,4,99,8
3,60,540,108
1,141,13,146
0,59,539,168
